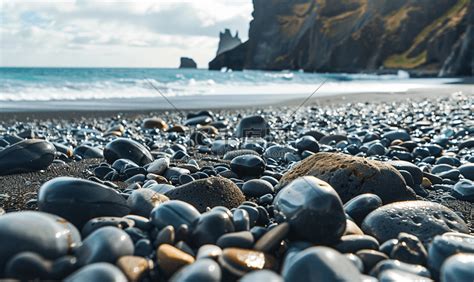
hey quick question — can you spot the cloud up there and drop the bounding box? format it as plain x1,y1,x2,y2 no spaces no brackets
0,0,253,67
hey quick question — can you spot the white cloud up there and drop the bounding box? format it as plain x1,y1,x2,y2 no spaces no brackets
0,0,252,67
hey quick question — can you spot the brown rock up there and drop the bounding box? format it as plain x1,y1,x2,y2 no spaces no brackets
219,248,275,277
117,256,153,282
142,118,168,130
277,152,416,203
165,177,245,213
344,219,364,236
157,244,195,277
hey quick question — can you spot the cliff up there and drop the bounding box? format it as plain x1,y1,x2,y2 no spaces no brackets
209,0,473,77
216,29,242,56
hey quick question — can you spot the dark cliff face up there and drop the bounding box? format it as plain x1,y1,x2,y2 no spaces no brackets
210,0,473,76
216,29,242,56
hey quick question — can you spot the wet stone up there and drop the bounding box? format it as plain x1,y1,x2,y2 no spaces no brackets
104,138,153,166
235,115,270,138
273,176,346,244
165,177,245,213
191,209,235,247
81,217,134,238
333,235,380,254
0,139,56,175
169,258,221,282
362,201,469,246
38,177,130,228
242,179,274,198
64,263,127,282
116,256,153,282
428,232,474,276
127,189,169,217
343,193,383,225
230,154,266,177
219,248,275,277
150,200,200,230
451,179,474,202
440,253,474,282
390,232,427,265
157,244,195,277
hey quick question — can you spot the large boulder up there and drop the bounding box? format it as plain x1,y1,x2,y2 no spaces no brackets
277,152,416,203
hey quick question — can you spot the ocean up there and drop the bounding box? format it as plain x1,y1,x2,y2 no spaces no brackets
0,68,459,102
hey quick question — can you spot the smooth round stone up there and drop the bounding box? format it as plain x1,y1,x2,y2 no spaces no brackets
356,249,389,272
76,226,134,266
428,232,474,275
127,189,169,217
170,258,221,282
116,256,153,282
242,179,274,198
282,246,362,282
65,263,127,282
233,208,250,231
230,155,266,177
165,177,245,213
149,183,175,194
0,211,80,274
378,269,432,282
38,177,130,228
147,158,170,175
319,134,348,145
216,231,254,249
211,139,239,155
150,200,200,230
390,232,427,265
254,222,290,253
388,160,423,185
452,179,474,201
362,201,469,245
81,217,134,238
142,117,168,130
367,142,387,156
440,253,474,282
334,235,380,254
157,244,195,277
343,193,382,225
73,145,103,159
219,248,275,277
273,176,346,244
191,210,235,247
344,219,364,235
223,149,260,161
264,145,298,161
5,252,52,280
345,253,364,272
438,169,460,180
240,270,283,282
277,152,416,204
295,136,320,153
184,115,212,126
235,115,270,138
196,245,223,260
154,225,175,247
382,130,411,142
0,139,56,175
370,260,431,278
103,138,153,166
459,163,474,180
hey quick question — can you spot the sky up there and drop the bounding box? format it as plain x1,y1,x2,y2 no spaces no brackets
0,0,253,68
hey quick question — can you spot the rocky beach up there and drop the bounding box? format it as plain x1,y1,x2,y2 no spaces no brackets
0,90,473,281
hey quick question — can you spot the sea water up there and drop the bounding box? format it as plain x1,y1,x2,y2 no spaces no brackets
0,67,458,101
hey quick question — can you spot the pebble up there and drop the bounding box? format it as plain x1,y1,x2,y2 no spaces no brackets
440,253,474,282
282,246,362,281
191,209,234,247
196,244,223,260
81,217,134,238
343,193,383,225
165,177,245,212
240,270,283,282
147,157,170,175
458,163,474,180
390,232,427,265
295,135,320,152
157,244,195,277
127,189,169,217
218,248,275,277
378,269,432,282
216,231,254,249
230,154,266,177
38,177,130,228
362,201,469,245
451,179,474,201
235,115,270,138
103,138,153,166
428,232,474,276
65,263,127,282
370,259,431,278
334,235,380,254
76,226,134,266
142,117,168,130
273,176,346,244
169,258,221,282
242,179,274,198
150,200,200,230
277,152,416,203
0,211,80,274
0,139,56,175
5,252,53,280
116,256,153,282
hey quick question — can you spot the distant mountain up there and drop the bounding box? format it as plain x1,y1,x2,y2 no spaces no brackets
210,0,473,77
